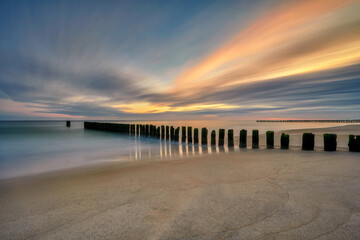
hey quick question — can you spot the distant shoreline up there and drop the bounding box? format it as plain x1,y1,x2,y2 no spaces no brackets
257,120,360,123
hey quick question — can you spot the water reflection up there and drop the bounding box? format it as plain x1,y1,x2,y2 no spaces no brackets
125,134,246,162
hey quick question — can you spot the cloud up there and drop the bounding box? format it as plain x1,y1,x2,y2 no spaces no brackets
0,0,360,120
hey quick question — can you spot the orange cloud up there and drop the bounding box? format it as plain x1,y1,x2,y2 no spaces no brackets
171,0,359,96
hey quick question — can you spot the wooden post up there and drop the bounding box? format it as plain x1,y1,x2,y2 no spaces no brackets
201,128,208,145
324,134,336,151
348,135,360,152
252,130,259,149
136,124,139,136
228,129,234,147
266,131,274,149
194,128,199,144
175,127,180,142
146,125,149,137
302,133,314,150
161,125,165,139
170,126,175,141
153,125,157,138
240,129,247,148
188,126,192,144
280,133,290,149
219,129,225,147
156,127,160,139
66,121,71,127
211,130,216,146
182,126,186,143
166,126,169,140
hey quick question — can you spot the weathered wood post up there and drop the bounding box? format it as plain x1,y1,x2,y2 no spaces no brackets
348,135,360,152
266,131,274,149
145,125,149,137
219,129,225,147
136,124,139,136
188,126,192,144
211,130,216,146
175,127,180,142
166,126,169,140
201,128,208,145
149,125,152,137
280,133,290,149
181,126,186,143
240,129,247,148
324,134,337,151
161,125,165,139
302,133,314,150
157,127,161,139
66,121,71,127
252,130,259,149
170,126,175,141
153,125,156,138
194,128,199,144
228,129,234,147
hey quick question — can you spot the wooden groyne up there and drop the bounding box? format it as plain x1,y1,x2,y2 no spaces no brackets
83,122,360,152
257,120,360,123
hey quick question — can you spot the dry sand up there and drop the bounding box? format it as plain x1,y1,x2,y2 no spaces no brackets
1,150,360,240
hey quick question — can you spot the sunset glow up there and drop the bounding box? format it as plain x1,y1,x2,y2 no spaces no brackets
1,0,360,120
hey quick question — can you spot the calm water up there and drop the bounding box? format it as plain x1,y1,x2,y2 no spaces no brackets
0,120,359,179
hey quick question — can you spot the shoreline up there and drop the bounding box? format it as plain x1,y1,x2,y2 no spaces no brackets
1,150,360,239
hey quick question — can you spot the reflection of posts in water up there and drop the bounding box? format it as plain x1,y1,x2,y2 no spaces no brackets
182,144,187,156
194,128,199,144
201,145,208,154
188,144,193,155
194,145,199,154
187,126,192,144
211,146,216,153
172,143,179,155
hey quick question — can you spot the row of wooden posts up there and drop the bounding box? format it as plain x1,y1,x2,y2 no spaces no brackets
83,122,360,152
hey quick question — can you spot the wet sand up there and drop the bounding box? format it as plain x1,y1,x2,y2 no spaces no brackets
0,150,360,240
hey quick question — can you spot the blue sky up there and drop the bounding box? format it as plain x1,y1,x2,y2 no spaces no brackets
0,0,360,120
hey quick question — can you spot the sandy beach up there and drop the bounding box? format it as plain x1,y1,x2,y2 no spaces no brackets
1,150,360,240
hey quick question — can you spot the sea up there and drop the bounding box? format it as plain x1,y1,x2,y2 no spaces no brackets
0,120,359,179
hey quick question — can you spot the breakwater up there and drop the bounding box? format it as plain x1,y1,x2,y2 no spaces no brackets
83,121,360,152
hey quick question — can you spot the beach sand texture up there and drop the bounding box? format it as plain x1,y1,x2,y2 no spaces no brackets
1,150,360,240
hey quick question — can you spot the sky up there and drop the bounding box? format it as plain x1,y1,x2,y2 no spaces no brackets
0,0,360,120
